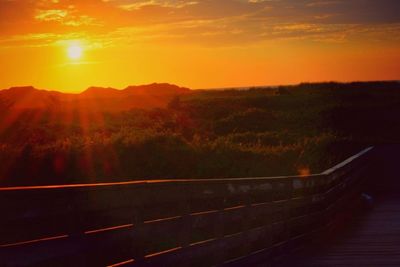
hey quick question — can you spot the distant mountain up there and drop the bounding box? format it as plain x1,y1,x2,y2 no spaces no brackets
80,86,121,98
124,83,190,96
0,83,191,112
80,83,189,98
0,86,70,110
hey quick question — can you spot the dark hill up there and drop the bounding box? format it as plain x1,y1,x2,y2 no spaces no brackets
0,83,191,112
80,87,121,98
124,83,190,95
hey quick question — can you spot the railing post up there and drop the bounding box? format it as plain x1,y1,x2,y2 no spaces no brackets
131,203,146,265
66,189,88,266
179,189,192,249
241,191,253,256
286,178,294,249
214,187,226,265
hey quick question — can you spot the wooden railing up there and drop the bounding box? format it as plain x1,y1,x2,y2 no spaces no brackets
0,147,373,267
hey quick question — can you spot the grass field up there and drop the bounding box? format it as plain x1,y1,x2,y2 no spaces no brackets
1,81,400,186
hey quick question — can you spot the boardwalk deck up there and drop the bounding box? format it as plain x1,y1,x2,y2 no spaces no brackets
282,194,400,266
280,145,400,267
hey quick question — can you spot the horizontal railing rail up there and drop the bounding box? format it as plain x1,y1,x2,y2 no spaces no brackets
0,147,374,267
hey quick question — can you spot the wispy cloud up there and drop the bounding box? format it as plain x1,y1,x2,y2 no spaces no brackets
1,0,399,47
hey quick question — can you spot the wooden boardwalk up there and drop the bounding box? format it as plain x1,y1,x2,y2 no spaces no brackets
281,145,400,266
282,194,400,266
3,146,398,266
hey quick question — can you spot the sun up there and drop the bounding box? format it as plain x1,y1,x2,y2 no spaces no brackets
67,45,83,60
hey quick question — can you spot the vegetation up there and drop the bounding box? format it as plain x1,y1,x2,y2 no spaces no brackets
1,81,400,186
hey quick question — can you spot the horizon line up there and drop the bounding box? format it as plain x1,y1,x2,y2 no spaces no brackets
1,79,400,94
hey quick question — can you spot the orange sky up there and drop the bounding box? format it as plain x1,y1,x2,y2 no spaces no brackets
0,0,399,92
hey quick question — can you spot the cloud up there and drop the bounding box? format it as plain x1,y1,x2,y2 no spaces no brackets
116,0,199,10
34,8,100,27
0,0,399,47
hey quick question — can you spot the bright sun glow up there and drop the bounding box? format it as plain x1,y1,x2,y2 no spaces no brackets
67,45,83,60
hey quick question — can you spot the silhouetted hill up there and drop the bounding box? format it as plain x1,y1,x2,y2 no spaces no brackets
124,83,190,95
0,86,71,110
80,87,121,98
0,83,191,112
80,83,190,98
